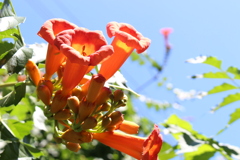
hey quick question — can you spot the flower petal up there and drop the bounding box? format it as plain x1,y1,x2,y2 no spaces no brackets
99,22,151,80
93,131,145,159
60,44,90,65
55,27,113,95
54,27,108,54
38,18,77,44
89,45,114,66
107,22,151,53
142,125,163,160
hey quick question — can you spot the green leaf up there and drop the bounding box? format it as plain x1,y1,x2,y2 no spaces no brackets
218,143,240,159
191,72,230,79
0,140,35,159
184,144,216,160
216,127,227,135
14,82,26,105
164,114,194,132
0,82,26,107
10,97,35,120
186,56,222,69
144,54,162,71
157,77,167,87
130,51,139,61
158,142,177,160
163,115,240,159
38,62,45,69
0,91,15,107
0,105,14,115
130,51,145,65
6,47,33,73
203,56,222,69
0,68,7,75
163,124,215,159
0,40,14,57
228,108,240,125
0,1,27,70
4,72,17,83
163,115,208,140
6,119,33,139
208,83,238,94
22,143,43,158
0,0,25,37
0,120,16,140
0,141,22,160
0,121,37,159
0,0,15,17
227,66,240,79
0,120,27,160
213,93,240,111
145,99,171,111
0,34,24,69
0,28,18,40
182,133,203,146
0,16,25,32
203,72,229,78
216,108,240,135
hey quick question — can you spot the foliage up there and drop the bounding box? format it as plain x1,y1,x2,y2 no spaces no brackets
161,114,240,160
187,56,240,134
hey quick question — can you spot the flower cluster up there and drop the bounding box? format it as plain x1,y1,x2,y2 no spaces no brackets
25,18,162,160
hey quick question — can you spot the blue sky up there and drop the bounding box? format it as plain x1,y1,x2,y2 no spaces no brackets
12,0,240,158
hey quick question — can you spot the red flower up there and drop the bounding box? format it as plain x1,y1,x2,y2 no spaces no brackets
54,28,113,96
38,19,77,80
99,22,151,80
93,125,162,160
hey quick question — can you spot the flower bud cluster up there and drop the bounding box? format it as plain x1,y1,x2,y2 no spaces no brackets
28,19,162,159
36,71,129,152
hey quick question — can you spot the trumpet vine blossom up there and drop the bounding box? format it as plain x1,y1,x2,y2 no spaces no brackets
38,18,77,80
93,125,162,160
54,28,113,96
99,21,151,80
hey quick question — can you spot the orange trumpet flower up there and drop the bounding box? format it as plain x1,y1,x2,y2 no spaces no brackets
93,125,162,160
37,18,77,80
54,28,113,96
99,22,151,80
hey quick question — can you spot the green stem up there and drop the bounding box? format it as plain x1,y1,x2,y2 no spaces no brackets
99,102,117,121
95,65,99,73
221,69,240,88
0,82,17,88
8,0,24,42
54,120,61,137
0,81,32,89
